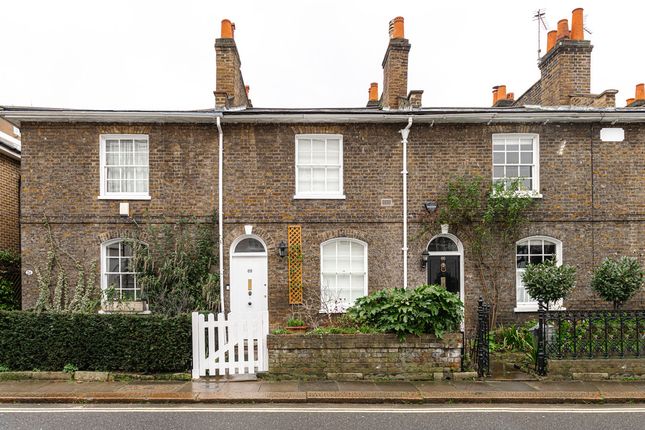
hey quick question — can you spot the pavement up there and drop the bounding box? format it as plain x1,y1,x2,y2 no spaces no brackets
0,379,644,404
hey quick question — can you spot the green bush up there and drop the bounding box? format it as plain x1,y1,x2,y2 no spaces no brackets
0,311,191,372
521,259,576,309
347,284,463,339
591,257,644,309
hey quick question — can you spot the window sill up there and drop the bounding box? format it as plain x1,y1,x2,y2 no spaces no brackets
514,304,566,313
294,194,346,200
492,191,543,199
100,301,149,314
98,194,151,201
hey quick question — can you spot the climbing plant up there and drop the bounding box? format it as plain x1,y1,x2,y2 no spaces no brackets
434,176,534,326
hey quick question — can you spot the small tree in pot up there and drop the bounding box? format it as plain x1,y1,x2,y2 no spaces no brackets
521,259,576,310
591,257,644,309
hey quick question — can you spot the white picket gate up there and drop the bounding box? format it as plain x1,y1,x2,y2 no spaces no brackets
191,311,269,379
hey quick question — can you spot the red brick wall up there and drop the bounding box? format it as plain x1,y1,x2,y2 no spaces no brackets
0,153,20,252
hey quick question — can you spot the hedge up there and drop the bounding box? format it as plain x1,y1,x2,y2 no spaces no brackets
0,311,191,373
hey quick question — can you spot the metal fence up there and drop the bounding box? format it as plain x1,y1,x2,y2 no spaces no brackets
536,306,645,375
475,297,491,377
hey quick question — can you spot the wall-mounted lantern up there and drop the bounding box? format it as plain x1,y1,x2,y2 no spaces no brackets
421,250,429,269
423,201,437,213
278,241,287,258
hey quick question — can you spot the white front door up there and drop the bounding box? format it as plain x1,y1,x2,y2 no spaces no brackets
230,235,268,314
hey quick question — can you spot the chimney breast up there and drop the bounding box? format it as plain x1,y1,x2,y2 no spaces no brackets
389,17,404,39
571,8,584,40
221,19,235,39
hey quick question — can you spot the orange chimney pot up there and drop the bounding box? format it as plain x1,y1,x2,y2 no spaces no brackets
571,8,584,40
369,82,379,102
497,85,507,101
389,17,404,39
492,87,499,105
636,83,645,100
221,19,235,39
245,85,250,96
547,30,557,51
507,92,514,100
556,19,569,41
626,98,635,106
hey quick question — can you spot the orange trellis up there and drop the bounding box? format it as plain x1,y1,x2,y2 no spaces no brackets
287,225,303,304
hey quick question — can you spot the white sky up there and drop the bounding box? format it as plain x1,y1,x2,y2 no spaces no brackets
1,0,642,110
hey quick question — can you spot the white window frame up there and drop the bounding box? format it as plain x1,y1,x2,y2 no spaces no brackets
492,133,542,198
320,237,368,313
515,235,564,312
100,238,145,302
294,134,345,199
99,134,151,200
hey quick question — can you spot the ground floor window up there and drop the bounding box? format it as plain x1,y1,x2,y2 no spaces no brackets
320,238,367,312
515,236,562,311
101,239,142,301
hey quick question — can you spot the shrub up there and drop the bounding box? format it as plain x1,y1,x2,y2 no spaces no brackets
286,318,305,327
0,250,20,311
0,311,191,372
591,257,644,309
347,284,463,339
521,259,576,309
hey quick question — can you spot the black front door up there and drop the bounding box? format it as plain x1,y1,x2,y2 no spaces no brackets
427,255,460,295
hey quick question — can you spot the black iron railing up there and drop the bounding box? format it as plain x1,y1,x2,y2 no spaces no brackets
475,297,491,377
536,306,645,375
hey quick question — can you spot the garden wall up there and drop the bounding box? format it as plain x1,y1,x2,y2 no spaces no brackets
268,333,462,380
548,359,645,378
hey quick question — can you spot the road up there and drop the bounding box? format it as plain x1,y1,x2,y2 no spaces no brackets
0,404,644,430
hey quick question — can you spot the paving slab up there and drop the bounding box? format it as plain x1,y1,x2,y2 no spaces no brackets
298,381,339,392
373,381,418,392
258,381,300,392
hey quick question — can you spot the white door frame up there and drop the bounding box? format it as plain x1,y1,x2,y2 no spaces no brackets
426,233,465,305
229,234,269,315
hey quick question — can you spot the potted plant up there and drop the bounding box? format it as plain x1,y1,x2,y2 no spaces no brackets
285,317,308,333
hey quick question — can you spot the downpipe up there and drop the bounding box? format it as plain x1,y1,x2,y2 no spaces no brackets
216,116,225,314
399,117,413,290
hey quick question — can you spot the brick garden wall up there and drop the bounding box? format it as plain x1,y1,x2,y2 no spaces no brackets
267,333,462,379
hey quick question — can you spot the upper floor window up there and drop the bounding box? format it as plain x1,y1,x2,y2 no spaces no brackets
492,133,540,196
294,134,344,199
320,238,367,312
99,134,150,200
515,236,562,312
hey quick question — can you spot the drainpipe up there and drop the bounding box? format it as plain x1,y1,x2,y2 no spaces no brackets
216,116,225,314
399,117,413,289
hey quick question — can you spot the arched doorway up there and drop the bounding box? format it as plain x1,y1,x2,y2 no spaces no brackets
229,234,268,314
426,234,464,302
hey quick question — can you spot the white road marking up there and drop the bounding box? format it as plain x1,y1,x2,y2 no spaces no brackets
0,406,644,414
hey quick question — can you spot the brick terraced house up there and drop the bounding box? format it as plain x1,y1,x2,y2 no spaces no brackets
2,8,645,330
0,117,20,253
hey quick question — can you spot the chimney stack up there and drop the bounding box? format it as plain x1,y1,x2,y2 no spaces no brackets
628,83,645,107
381,17,411,109
492,85,514,107
537,8,593,106
214,18,251,110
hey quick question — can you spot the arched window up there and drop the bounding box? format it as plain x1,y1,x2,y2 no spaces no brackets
320,238,367,312
427,236,459,252
515,236,562,311
101,239,144,301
